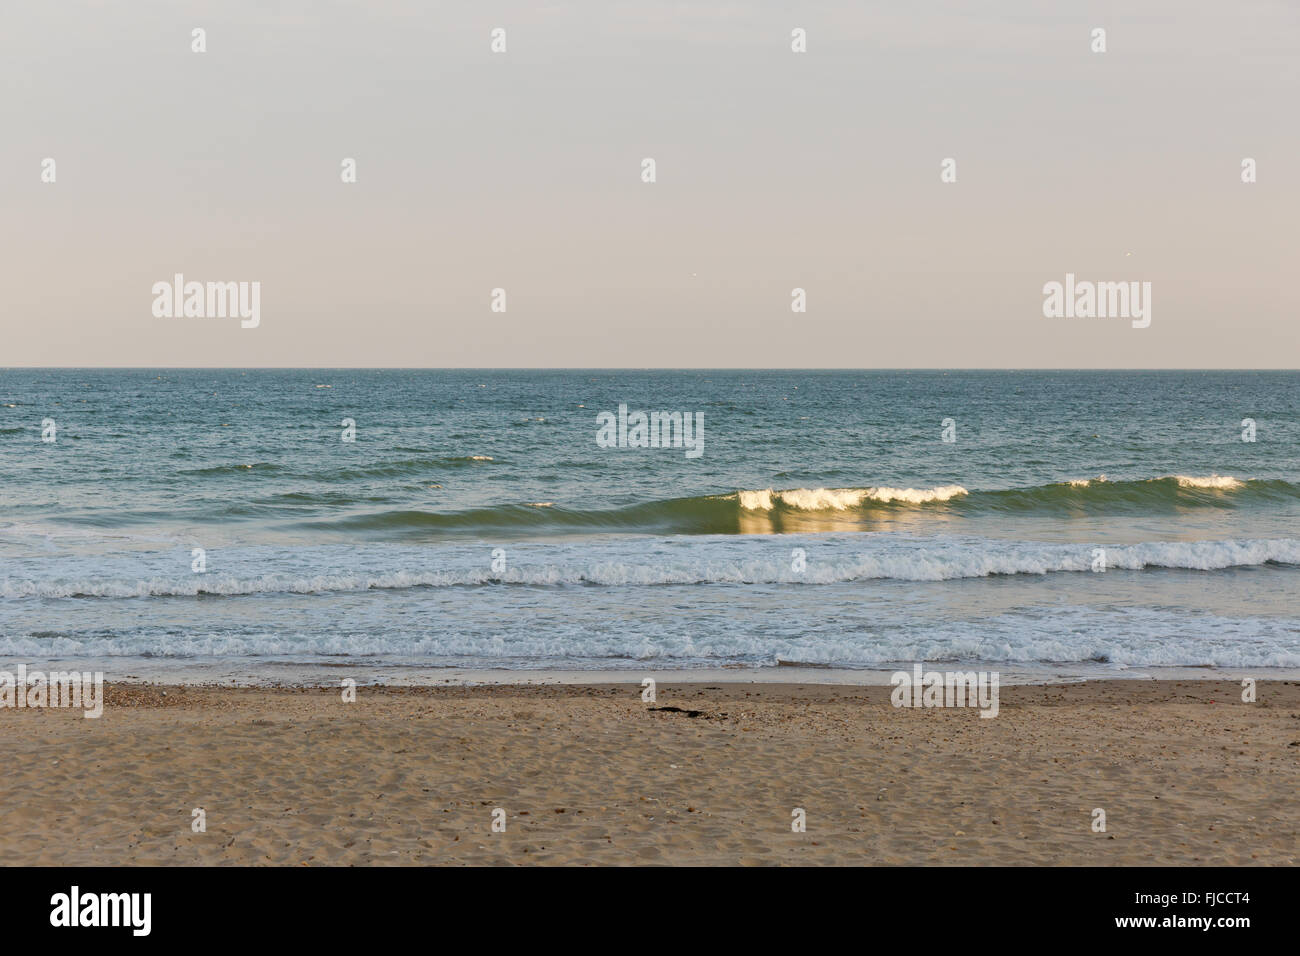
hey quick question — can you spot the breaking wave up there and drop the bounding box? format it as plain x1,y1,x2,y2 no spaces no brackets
289,476,1298,537
4,536,1297,599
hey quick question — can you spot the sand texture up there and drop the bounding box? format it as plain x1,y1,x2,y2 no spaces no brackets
2,680,1296,865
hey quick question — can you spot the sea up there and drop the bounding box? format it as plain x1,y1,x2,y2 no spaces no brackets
2,369,1297,683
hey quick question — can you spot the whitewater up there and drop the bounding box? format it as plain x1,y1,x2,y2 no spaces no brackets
3,369,1297,676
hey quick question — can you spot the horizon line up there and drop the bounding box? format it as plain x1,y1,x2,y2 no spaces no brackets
3,367,1298,373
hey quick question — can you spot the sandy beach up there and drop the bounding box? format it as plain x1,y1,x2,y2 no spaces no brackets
2,679,1295,866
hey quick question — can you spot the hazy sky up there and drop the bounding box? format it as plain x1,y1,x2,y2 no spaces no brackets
3,1,1297,367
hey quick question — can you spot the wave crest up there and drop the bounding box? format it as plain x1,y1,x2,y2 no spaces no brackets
736,486,969,511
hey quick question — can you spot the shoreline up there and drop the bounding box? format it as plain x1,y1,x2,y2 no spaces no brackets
6,659,1299,688
3,678,1295,865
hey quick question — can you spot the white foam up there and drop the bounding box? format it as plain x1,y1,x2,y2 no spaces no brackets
734,485,968,511
4,536,1296,598
4,604,1297,669
1172,474,1244,489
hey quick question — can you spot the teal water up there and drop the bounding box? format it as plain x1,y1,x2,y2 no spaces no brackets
2,369,1297,673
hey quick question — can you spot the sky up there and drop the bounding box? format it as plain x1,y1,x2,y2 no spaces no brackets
2,1,1297,368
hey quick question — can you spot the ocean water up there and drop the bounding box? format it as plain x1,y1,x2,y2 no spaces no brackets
1,369,1297,678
